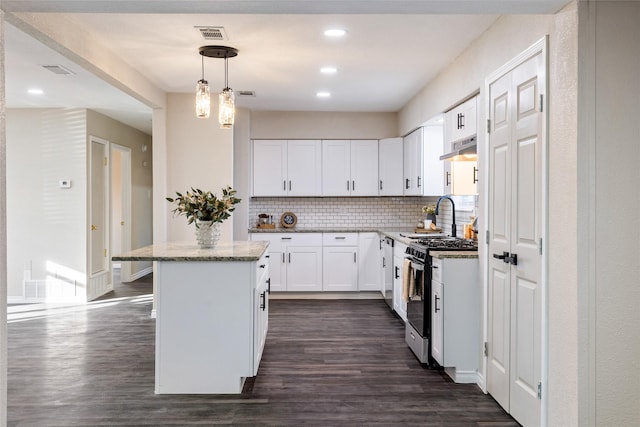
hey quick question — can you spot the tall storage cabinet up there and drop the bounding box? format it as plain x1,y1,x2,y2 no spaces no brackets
252,140,322,196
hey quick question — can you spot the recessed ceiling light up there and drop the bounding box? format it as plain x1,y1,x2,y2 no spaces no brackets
316,92,331,98
320,67,338,74
27,88,44,95
324,29,346,37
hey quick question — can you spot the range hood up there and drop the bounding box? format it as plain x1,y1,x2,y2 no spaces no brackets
440,135,477,161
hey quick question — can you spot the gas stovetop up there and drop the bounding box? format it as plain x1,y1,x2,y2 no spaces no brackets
407,237,478,257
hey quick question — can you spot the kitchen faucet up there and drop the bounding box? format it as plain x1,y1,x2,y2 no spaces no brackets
435,195,457,238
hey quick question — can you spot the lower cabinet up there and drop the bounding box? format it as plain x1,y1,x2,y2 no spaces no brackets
430,255,480,382
251,233,323,291
253,256,270,375
323,233,358,291
358,232,382,291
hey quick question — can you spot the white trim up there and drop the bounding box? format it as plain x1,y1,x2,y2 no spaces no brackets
483,35,549,426
269,291,383,300
110,143,133,282
444,367,480,384
477,372,487,392
127,266,153,282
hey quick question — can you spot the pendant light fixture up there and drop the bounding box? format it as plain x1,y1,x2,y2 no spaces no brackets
197,46,238,129
195,54,210,118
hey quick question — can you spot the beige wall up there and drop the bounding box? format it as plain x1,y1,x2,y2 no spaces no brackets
86,109,153,276
250,111,398,139
165,93,234,243
578,1,640,425
6,108,88,298
399,5,581,424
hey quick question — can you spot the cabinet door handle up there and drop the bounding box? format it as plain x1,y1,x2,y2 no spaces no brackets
288,253,291,263
289,180,292,191
405,178,410,189
446,171,451,187
281,237,292,240
395,266,400,279
282,253,285,263
259,264,266,269
283,180,286,191
260,291,266,310
460,113,465,129
417,176,421,188
473,166,479,184
347,180,350,191
335,236,346,240
379,180,383,190
353,252,357,263
434,295,441,313
352,180,355,191
267,278,271,294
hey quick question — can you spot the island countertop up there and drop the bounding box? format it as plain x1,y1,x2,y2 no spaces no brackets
112,241,269,262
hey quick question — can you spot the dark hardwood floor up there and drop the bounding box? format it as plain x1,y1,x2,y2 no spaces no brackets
8,273,518,426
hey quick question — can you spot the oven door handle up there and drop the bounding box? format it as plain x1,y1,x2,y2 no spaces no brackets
409,258,425,271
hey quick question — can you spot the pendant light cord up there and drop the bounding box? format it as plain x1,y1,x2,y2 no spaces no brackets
201,54,205,81
224,55,229,89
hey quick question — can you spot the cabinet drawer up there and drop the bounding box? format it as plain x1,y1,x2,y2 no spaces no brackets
431,257,443,283
322,233,358,246
251,233,322,247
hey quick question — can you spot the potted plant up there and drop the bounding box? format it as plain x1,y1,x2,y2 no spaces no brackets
166,186,241,248
422,204,437,227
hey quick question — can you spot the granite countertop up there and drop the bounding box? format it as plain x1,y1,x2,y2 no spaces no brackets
112,241,269,262
431,250,479,259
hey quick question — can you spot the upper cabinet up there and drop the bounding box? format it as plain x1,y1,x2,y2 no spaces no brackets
443,161,479,195
403,123,444,196
445,95,478,146
378,137,404,196
322,140,379,196
252,140,322,197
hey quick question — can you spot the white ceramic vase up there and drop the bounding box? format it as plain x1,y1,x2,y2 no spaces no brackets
194,220,221,248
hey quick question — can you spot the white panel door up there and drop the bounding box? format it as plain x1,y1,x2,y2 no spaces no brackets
323,247,358,291
358,232,381,291
322,140,351,196
252,140,287,196
350,140,379,196
287,140,322,196
487,49,544,427
378,137,403,196
286,246,323,291
90,137,109,277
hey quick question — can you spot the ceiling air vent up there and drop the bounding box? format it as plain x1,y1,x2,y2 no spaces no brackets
41,65,75,75
237,91,256,97
195,26,228,41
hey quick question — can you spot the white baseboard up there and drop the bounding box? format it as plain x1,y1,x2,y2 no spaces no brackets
444,367,480,384
127,267,153,282
476,372,486,392
269,291,383,300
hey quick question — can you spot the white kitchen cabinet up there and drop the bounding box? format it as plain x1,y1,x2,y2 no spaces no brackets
444,160,479,195
403,128,422,196
250,233,322,291
357,232,381,291
254,258,269,374
392,241,408,322
445,96,478,146
382,236,394,302
430,255,480,383
322,233,358,291
378,137,404,196
403,125,444,196
322,139,379,196
252,140,322,196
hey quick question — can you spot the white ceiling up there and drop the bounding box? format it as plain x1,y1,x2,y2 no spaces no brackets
2,1,571,134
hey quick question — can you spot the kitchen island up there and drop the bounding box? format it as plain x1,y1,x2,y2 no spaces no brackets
113,241,270,394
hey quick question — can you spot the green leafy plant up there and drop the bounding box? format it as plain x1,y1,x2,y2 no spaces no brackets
422,204,436,215
166,186,241,225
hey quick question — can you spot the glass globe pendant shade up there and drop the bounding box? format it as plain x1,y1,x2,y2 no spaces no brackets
218,87,235,129
195,80,211,118
195,79,210,118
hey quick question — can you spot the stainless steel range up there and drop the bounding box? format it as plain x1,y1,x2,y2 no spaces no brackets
404,237,478,366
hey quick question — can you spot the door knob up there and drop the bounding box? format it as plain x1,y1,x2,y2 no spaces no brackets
91,225,97,231
505,253,518,265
